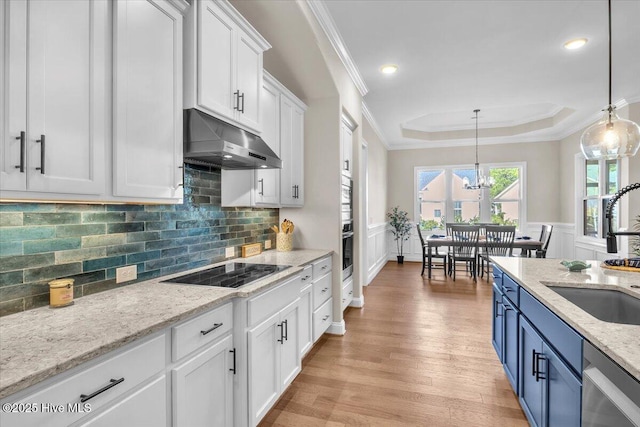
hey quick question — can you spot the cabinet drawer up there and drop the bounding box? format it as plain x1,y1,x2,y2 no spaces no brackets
520,288,583,374
502,274,519,306
312,273,332,310
0,334,166,427
341,278,353,311
312,256,331,279
492,265,503,288
172,302,233,361
300,265,313,288
313,298,333,341
248,274,301,326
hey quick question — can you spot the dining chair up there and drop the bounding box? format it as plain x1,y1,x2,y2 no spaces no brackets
448,225,480,282
416,224,447,276
536,224,553,258
479,225,516,279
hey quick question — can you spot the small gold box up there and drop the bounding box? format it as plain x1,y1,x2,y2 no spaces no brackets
241,243,262,258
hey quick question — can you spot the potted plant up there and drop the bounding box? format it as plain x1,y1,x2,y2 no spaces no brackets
387,206,412,264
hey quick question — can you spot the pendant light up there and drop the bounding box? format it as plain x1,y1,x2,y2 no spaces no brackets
580,0,640,160
463,109,494,190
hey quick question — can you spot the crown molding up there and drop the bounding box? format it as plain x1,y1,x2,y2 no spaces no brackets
305,0,368,97
362,102,390,150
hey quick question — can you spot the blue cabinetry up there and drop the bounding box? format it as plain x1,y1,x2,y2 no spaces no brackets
491,266,583,427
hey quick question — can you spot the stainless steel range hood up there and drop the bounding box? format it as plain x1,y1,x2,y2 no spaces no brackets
183,109,281,169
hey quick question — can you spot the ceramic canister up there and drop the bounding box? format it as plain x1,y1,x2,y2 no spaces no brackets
49,278,75,308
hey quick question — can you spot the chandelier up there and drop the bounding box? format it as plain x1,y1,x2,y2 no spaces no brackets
463,109,494,190
580,0,640,160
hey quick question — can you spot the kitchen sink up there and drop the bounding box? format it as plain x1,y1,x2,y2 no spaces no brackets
548,286,640,325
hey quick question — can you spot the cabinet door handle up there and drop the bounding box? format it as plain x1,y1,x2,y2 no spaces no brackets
178,165,184,187
258,178,264,195
229,348,236,374
494,300,502,318
80,378,124,403
277,322,284,344
15,131,25,172
200,322,223,335
292,185,296,198
234,90,240,111
535,352,546,382
35,134,45,174
344,159,349,171
283,319,288,341
531,349,536,377
240,92,245,113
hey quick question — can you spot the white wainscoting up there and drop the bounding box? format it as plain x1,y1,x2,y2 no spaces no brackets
367,223,389,284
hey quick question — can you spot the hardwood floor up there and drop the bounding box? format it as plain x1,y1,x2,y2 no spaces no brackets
259,261,528,426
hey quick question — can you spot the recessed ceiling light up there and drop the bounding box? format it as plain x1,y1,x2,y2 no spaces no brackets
564,38,588,50
260,165,268,168
380,64,398,74
223,154,233,159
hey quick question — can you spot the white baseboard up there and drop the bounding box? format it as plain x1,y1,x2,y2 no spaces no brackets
349,296,364,308
327,320,346,335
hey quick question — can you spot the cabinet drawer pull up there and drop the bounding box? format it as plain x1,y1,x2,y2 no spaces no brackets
504,287,514,292
321,287,328,293
229,348,236,374
80,377,124,403
200,323,223,335
15,131,25,172
321,265,328,270
322,315,330,321
301,275,311,282
35,134,45,174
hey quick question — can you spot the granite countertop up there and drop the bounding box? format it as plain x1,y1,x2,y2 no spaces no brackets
0,249,333,400
490,256,640,381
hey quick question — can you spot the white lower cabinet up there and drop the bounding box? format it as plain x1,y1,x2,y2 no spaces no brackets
248,298,300,426
75,376,167,427
311,256,333,341
0,333,166,427
172,334,234,427
299,265,313,357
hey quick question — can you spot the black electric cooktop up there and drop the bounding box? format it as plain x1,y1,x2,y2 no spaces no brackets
163,263,291,288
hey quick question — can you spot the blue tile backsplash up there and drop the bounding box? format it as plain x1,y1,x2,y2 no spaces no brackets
0,165,278,316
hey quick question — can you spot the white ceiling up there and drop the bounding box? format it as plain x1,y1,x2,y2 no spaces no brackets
321,0,640,149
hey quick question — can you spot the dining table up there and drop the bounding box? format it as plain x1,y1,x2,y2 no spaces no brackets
424,235,543,279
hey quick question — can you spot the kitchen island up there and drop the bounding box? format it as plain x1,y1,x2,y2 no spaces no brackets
490,256,640,381
0,249,332,400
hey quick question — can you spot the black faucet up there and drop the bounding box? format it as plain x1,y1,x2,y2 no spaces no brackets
606,182,640,253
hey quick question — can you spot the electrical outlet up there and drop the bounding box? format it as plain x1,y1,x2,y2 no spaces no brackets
264,240,271,249
225,247,235,258
116,265,137,283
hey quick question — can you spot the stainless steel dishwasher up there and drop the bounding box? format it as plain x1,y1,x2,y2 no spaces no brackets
582,341,640,426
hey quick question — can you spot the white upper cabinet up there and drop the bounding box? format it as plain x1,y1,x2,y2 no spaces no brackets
341,117,354,178
184,0,270,134
279,93,305,207
0,0,108,196
254,79,280,206
113,0,185,201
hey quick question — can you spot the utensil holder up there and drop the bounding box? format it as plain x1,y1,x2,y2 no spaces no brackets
276,233,293,252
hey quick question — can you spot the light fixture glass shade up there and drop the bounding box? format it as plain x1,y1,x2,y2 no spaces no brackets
580,109,640,160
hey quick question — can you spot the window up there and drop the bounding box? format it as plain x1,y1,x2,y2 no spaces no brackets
417,169,446,230
416,163,525,230
582,159,619,238
489,167,521,227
